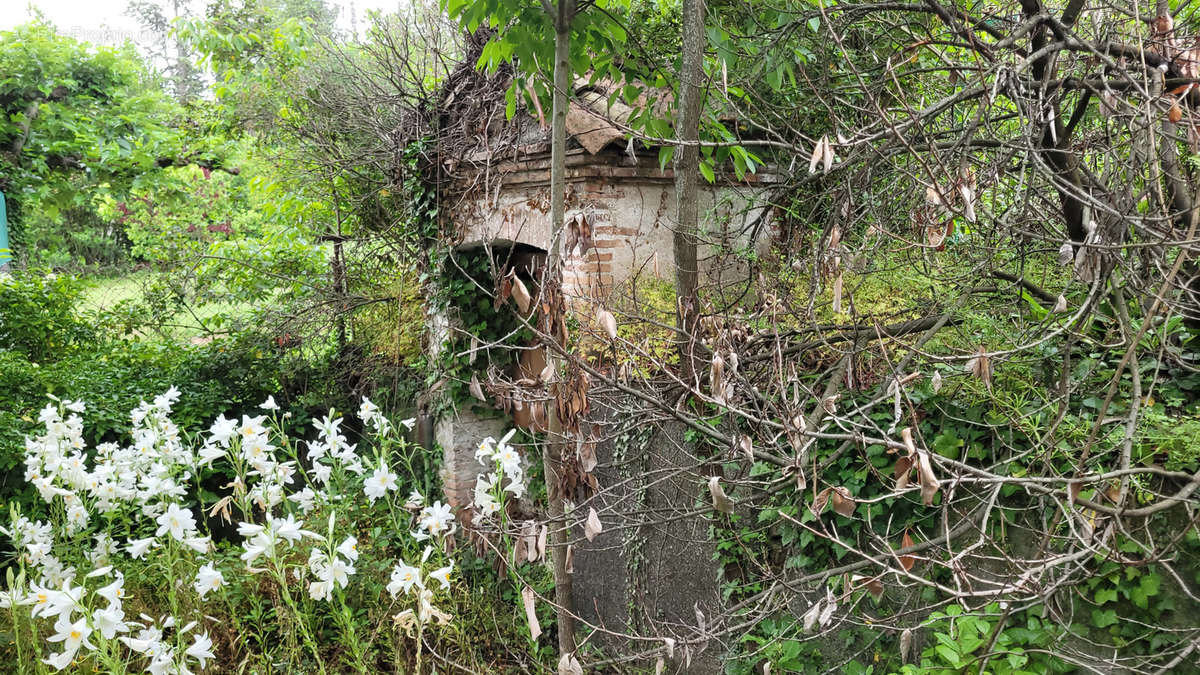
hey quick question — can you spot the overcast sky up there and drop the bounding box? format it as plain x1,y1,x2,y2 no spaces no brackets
0,1,403,45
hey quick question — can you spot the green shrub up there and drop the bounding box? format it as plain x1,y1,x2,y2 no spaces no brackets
0,270,95,362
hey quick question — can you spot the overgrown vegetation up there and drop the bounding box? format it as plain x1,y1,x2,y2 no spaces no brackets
4,0,1200,672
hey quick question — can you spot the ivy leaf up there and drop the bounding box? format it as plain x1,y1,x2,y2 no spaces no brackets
1094,587,1118,605
1130,574,1160,609
1091,609,1119,628
932,430,962,459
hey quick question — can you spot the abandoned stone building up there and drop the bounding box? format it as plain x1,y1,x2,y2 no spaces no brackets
425,63,777,670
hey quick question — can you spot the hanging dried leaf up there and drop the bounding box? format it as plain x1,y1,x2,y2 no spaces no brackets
522,585,542,641
1068,481,1082,505
931,370,943,393
655,658,665,675
522,522,539,563
565,217,580,257
831,487,857,517
557,653,583,675
811,486,833,516
1053,295,1068,313
808,138,824,174
899,628,913,664
959,184,976,222
539,364,556,384
565,544,574,574
531,402,547,432
664,637,675,659
510,275,532,315
597,309,618,340
894,455,914,491
899,531,915,572
822,136,835,173
901,427,940,506
579,212,594,253
918,452,941,505
469,373,486,402
819,590,839,622
738,435,754,461
710,354,727,405
787,414,807,456
1104,484,1122,505
966,346,992,391
1074,235,1101,282
514,521,530,562
584,507,603,541
802,600,822,632
822,394,839,416
927,223,947,248
925,185,943,206
580,440,597,473
708,476,734,514
831,270,844,314
1058,241,1074,266
852,574,884,602
496,274,513,310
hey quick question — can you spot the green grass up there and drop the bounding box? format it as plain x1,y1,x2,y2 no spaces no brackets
81,269,153,312
81,269,258,341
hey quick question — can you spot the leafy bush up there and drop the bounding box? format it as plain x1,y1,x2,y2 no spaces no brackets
0,271,95,362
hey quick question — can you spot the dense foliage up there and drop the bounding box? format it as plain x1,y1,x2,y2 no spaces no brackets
4,0,1200,672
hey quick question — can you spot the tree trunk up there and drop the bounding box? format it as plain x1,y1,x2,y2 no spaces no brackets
544,0,577,658
674,0,705,386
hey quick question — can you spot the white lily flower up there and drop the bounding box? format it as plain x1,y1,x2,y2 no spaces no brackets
337,536,359,563
364,466,398,503
194,563,224,599
186,632,215,669
155,503,196,541
387,561,422,597
43,614,94,670
429,561,453,590
93,604,128,639
126,537,157,560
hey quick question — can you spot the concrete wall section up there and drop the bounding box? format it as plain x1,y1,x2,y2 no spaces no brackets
570,399,723,674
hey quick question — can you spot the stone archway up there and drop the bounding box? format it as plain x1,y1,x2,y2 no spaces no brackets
433,239,548,515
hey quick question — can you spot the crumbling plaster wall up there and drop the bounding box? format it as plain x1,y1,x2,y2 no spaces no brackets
449,149,775,305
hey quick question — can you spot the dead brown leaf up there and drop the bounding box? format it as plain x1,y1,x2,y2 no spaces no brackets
899,531,915,572
831,486,856,517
